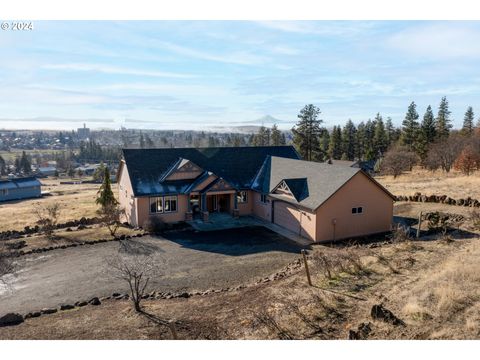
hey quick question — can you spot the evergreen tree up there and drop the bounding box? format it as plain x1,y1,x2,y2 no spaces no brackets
96,167,118,210
355,122,366,160
373,113,388,157
270,124,283,146
328,126,343,160
341,120,356,161
139,134,145,149
436,96,452,140
292,104,323,161
0,155,6,176
462,106,474,136
318,129,330,162
416,105,437,162
280,133,287,145
19,151,31,174
401,101,420,151
385,117,395,147
364,119,376,161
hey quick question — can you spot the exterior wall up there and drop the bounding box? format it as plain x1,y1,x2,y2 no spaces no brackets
315,172,393,242
237,190,253,216
0,186,41,202
191,174,217,192
252,191,271,221
117,163,137,226
273,201,316,240
136,194,189,227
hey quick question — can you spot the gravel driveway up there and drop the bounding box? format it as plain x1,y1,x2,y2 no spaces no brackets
0,226,304,314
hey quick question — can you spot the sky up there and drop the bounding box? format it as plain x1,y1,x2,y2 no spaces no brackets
0,20,480,131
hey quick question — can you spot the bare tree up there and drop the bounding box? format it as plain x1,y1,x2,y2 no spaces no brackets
0,244,17,289
98,204,125,238
34,202,61,240
425,135,464,172
380,146,416,178
106,253,162,312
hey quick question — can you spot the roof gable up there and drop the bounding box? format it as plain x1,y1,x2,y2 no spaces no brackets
162,158,204,181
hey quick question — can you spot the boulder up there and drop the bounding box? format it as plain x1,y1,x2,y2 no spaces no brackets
41,308,58,314
77,301,88,307
348,322,372,340
178,292,190,298
60,304,75,310
88,297,101,306
0,313,24,327
371,304,405,326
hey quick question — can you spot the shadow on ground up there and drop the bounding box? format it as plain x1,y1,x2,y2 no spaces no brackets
157,226,309,256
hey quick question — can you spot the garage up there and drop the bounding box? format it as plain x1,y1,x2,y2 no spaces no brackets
272,200,317,240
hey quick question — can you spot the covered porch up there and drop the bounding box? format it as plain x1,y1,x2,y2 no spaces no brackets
185,177,240,222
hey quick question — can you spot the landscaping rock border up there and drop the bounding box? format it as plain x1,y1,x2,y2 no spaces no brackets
395,192,480,207
5,232,149,258
7,256,305,325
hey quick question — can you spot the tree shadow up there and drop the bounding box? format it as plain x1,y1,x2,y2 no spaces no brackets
118,238,164,255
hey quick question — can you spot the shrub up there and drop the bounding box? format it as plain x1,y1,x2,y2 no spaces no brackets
143,217,166,233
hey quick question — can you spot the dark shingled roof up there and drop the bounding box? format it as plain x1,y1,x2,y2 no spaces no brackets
283,178,309,202
122,146,300,196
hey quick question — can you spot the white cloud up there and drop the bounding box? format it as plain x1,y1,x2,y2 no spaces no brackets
256,21,375,37
42,63,196,78
387,23,480,59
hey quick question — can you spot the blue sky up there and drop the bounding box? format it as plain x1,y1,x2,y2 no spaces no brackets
0,20,480,130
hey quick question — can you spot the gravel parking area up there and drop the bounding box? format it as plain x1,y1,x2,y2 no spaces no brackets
0,226,305,314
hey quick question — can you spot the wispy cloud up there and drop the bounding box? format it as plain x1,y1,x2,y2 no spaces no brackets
42,63,197,78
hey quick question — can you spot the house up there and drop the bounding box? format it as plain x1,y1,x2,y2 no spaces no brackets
118,146,394,242
0,177,42,202
37,166,57,176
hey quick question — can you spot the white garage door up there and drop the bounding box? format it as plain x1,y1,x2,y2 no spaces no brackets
273,201,301,235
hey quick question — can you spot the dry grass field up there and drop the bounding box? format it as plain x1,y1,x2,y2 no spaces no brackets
0,178,113,232
376,167,480,199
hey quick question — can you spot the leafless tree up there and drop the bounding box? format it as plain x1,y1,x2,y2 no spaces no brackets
99,204,125,238
0,244,17,289
425,135,464,172
106,253,163,312
34,202,61,240
380,146,417,178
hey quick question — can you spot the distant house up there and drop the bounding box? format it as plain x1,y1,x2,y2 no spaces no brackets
118,146,394,242
38,166,57,176
0,177,42,202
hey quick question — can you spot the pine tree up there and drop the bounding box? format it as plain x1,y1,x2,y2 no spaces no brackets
139,134,145,149
270,124,283,146
401,101,420,151
19,151,31,174
292,104,323,161
364,119,376,161
385,117,395,147
373,113,388,157
328,126,343,160
96,167,118,210
355,122,366,160
341,120,357,161
318,129,330,162
462,106,474,136
416,105,437,162
436,96,452,140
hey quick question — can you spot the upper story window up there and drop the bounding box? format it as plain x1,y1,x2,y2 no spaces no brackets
237,191,248,203
260,194,268,204
352,206,363,214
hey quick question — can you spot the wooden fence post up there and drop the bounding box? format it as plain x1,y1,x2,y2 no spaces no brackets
168,320,178,340
416,211,423,239
301,249,312,286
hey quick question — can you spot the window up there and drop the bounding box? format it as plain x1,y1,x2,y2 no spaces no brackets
352,206,363,214
260,194,267,204
164,196,178,213
150,197,163,213
237,191,248,203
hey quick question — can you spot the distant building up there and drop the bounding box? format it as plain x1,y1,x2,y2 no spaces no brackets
38,166,57,176
77,123,90,140
0,177,42,202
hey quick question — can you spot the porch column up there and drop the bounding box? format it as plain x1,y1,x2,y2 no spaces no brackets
201,193,209,222
185,194,193,221
233,191,240,218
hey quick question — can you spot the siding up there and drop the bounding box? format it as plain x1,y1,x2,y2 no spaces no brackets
117,163,137,226
315,172,393,242
136,194,189,227
252,191,271,221
0,186,41,202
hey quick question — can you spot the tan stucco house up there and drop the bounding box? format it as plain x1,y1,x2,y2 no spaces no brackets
117,146,394,242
